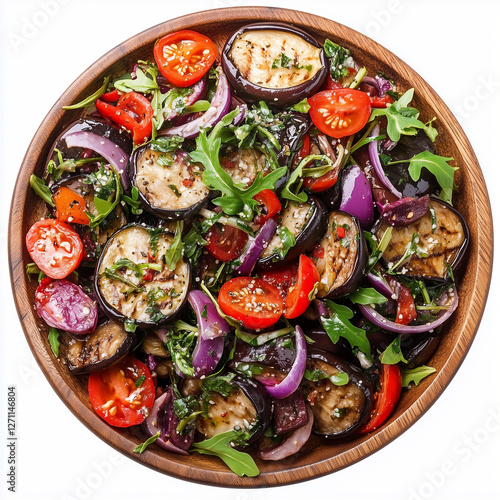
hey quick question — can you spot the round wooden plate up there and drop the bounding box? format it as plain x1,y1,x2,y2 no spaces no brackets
8,6,493,487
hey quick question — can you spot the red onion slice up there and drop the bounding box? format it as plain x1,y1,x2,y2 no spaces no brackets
235,219,277,276
368,124,402,200
366,272,395,300
265,325,307,399
358,286,458,335
160,68,231,139
231,95,248,126
189,289,230,377
258,406,313,461
380,195,430,227
165,78,206,122
339,164,374,229
65,130,130,190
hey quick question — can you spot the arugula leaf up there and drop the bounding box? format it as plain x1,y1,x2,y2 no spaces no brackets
303,368,349,386
190,110,286,219
63,75,111,110
370,89,438,142
365,226,393,273
406,151,457,205
85,166,122,228
321,301,372,359
30,175,55,207
324,39,351,81
114,67,159,94
190,430,260,477
150,135,184,153
48,328,60,357
290,98,311,113
348,287,388,305
275,226,296,259
163,221,184,270
380,336,407,365
133,431,160,454
401,365,436,387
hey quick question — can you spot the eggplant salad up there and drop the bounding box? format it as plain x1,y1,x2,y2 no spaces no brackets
25,23,469,477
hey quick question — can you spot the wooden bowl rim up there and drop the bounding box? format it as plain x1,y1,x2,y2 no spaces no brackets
8,6,494,488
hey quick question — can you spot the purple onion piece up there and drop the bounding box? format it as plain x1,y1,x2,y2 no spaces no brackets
142,391,189,455
64,130,130,190
358,286,459,335
368,124,402,200
188,290,230,378
380,195,430,227
231,95,248,126
154,328,168,343
339,164,374,230
160,68,231,139
265,326,307,399
375,74,394,96
165,78,206,121
35,279,98,335
235,219,277,276
366,272,395,300
147,354,157,372
258,406,313,461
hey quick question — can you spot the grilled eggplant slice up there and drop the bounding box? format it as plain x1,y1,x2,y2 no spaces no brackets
312,211,367,298
222,22,327,107
373,198,469,281
220,147,267,188
257,196,326,269
302,350,372,439
130,146,210,221
61,321,134,374
95,224,191,328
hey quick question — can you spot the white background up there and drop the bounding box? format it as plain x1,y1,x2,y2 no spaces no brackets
1,1,499,499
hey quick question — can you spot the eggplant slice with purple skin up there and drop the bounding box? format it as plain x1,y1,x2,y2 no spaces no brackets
311,210,367,299
130,146,210,221
95,224,191,329
257,196,327,270
373,197,469,281
222,22,327,107
182,374,272,445
60,321,135,375
302,350,372,439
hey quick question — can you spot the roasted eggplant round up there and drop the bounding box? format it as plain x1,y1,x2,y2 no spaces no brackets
257,196,327,270
373,197,470,281
222,22,327,107
130,146,210,221
60,320,135,374
302,349,372,439
95,224,191,328
311,210,367,298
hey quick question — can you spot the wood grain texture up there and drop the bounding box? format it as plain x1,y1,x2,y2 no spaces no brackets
8,6,494,487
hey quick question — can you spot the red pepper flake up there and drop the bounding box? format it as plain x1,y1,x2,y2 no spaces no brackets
336,227,346,239
182,179,194,188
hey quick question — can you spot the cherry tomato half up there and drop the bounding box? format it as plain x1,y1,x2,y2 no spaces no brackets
53,186,90,225
253,189,281,226
308,89,371,139
154,30,217,87
258,262,299,299
359,363,402,434
205,224,248,262
395,281,417,326
218,277,283,330
88,356,155,428
284,255,320,319
26,219,83,280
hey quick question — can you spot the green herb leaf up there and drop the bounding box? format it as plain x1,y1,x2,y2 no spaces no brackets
29,175,55,207
365,226,393,273
321,301,372,359
380,336,407,365
124,319,138,333
303,368,349,386
133,431,160,454
48,328,60,357
135,375,146,388
190,430,260,477
290,98,311,113
275,226,296,259
114,67,159,94
348,287,388,305
63,75,111,110
324,39,351,81
184,100,211,114
163,221,184,270
235,326,294,347
401,365,436,387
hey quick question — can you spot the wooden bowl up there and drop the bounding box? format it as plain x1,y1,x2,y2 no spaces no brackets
8,6,493,487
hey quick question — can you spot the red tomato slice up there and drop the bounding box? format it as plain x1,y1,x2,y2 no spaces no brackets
88,356,155,428
284,255,320,319
303,165,340,193
258,262,299,299
53,186,90,225
26,219,83,280
154,30,217,87
218,277,283,330
205,224,248,262
293,134,311,166
253,189,281,226
308,89,371,139
395,282,417,325
359,364,402,434
370,94,394,108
